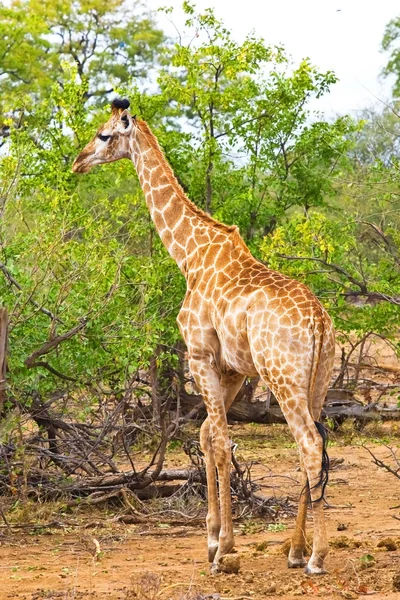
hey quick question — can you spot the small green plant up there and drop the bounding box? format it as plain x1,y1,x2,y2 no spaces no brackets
267,523,287,533
325,417,336,431
167,439,183,451
240,520,265,535
360,554,375,565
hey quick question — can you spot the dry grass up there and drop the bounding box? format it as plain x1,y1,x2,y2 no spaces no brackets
124,571,215,600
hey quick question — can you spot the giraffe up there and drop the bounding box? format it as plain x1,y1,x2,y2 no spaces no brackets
72,98,336,575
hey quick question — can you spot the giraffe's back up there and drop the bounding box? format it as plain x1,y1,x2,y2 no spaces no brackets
208,260,334,396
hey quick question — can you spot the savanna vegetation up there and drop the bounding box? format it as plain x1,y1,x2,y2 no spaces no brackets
0,0,399,547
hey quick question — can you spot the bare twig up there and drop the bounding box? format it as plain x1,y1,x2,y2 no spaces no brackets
0,262,64,323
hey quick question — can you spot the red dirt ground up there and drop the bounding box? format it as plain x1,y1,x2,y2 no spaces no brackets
1,424,400,600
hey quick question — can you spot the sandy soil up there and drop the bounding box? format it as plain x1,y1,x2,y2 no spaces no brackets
1,425,400,600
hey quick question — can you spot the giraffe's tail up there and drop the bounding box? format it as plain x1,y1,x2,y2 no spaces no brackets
308,420,330,502
307,313,324,416
307,314,330,503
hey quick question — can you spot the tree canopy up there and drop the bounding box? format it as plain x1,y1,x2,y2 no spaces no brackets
0,1,399,412
0,0,163,126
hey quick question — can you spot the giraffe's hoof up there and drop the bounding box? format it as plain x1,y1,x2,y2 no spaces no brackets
210,562,219,575
288,558,307,569
304,565,327,576
210,554,240,575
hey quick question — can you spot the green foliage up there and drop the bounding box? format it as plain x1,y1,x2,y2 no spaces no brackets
267,523,287,532
350,104,400,165
156,4,354,249
360,554,375,565
0,2,399,410
261,211,400,346
0,0,164,118
382,14,400,96
1,70,184,404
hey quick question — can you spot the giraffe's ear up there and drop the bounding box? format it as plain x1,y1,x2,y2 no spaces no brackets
116,109,133,135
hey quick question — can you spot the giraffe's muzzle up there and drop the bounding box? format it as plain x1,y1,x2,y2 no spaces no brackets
72,157,92,173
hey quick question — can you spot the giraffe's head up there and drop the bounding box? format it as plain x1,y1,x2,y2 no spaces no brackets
72,98,135,173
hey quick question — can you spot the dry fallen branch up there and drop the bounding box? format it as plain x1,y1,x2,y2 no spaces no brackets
4,331,388,522
364,444,400,479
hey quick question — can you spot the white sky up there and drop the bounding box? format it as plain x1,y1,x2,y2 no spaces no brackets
147,0,399,117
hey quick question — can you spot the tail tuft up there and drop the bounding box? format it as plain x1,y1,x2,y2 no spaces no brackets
310,421,330,503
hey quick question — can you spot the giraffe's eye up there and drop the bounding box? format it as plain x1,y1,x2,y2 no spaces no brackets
98,134,111,142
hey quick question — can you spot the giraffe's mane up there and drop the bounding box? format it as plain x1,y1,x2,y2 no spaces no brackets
136,119,242,237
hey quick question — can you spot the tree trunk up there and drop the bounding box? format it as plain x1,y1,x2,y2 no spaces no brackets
0,308,7,415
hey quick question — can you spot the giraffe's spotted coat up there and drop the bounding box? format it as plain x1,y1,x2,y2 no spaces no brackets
72,103,336,575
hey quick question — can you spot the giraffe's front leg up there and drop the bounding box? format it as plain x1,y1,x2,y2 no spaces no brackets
211,425,235,570
188,354,244,572
200,418,220,562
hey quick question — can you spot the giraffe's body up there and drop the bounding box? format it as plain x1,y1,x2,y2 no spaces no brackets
73,99,336,575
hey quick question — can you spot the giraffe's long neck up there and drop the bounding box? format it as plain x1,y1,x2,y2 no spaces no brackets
130,120,234,275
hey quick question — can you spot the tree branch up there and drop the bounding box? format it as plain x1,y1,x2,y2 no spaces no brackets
27,360,77,381
25,319,88,368
360,220,400,267
276,254,400,305
0,262,64,323
276,254,367,292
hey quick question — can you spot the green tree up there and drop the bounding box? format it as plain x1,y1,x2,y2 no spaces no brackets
350,104,400,166
0,70,184,408
156,3,354,249
382,14,400,97
0,0,163,127
261,212,400,357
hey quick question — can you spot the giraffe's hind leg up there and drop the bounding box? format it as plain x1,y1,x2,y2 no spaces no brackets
288,377,331,569
288,456,309,568
285,324,334,572
294,416,329,574
303,424,329,575
301,334,334,574
269,387,329,575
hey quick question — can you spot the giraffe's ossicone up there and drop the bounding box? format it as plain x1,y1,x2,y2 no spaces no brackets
73,99,336,575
